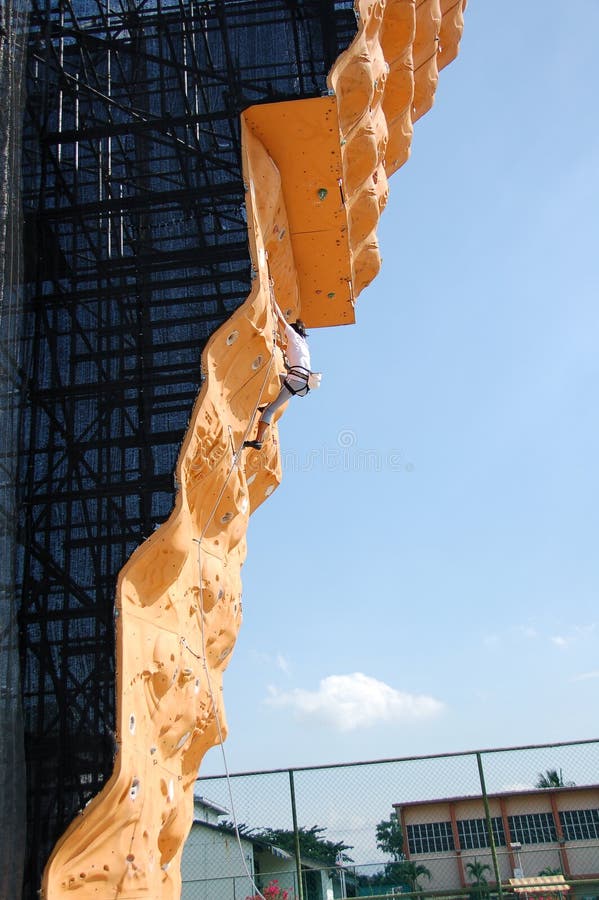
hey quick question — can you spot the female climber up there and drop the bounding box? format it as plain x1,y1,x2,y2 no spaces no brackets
243,303,318,450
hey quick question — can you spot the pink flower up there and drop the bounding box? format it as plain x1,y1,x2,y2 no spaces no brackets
246,878,293,900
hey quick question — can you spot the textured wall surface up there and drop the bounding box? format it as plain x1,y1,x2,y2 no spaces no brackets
42,1,466,896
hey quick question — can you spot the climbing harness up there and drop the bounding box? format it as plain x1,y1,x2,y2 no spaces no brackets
282,365,311,396
283,365,322,397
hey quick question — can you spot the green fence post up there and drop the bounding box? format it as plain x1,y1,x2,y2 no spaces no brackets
476,752,503,900
289,769,305,900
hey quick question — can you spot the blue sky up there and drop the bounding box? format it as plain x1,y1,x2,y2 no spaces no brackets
202,2,599,776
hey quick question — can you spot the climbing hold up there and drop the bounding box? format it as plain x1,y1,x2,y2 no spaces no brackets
129,778,140,801
226,330,239,345
175,731,191,750
317,187,328,200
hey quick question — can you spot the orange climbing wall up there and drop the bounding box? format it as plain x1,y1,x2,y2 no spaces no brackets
41,1,466,896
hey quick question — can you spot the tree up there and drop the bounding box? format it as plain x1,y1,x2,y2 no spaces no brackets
372,812,407,888
466,859,492,900
394,860,432,894
535,769,575,789
252,825,353,866
376,813,404,861
466,860,491,884
218,820,254,836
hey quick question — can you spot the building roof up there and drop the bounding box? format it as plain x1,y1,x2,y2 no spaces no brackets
189,818,336,868
192,794,230,817
394,784,598,810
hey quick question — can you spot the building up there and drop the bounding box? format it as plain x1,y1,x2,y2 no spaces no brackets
394,786,599,898
181,795,340,900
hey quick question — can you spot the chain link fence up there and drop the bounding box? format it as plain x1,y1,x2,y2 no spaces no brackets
182,740,599,900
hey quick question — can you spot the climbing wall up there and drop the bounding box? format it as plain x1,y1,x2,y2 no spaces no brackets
41,1,466,896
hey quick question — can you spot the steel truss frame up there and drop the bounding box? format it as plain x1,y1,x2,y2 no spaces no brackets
18,0,356,894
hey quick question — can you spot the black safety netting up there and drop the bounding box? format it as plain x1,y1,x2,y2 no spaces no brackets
0,0,29,897
4,1,359,896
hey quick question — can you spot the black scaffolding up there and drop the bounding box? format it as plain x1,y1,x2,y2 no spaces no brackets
9,0,357,895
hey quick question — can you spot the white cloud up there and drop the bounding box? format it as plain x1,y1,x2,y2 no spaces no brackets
265,672,444,732
550,623,596,649
251,649,291,675
571,623,597,639
276,653,290,674
515,625,538,640
488,622,597,650
483,633,500,647
571,670,599,682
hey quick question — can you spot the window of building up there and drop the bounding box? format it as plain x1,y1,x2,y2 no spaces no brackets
508,813,557,844
407,821,455,854
457,817,506,849
559,809,599,841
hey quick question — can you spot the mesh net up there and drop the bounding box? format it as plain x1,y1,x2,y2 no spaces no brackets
12,1,357,895
0,0,28,896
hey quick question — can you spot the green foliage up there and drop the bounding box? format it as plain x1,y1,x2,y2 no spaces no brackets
538,867,562,877
535,769,575,789
466,859,492,886
252,825,353,866
218,820,253,836
392,860,432,893
356,861,431,896
376,814,404,861
372,813,416,893
466,857,492,900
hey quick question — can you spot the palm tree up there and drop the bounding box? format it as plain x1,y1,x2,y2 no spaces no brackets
466,860,492,884
396,860,432,895
535,769,575,789
466,859,492,900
